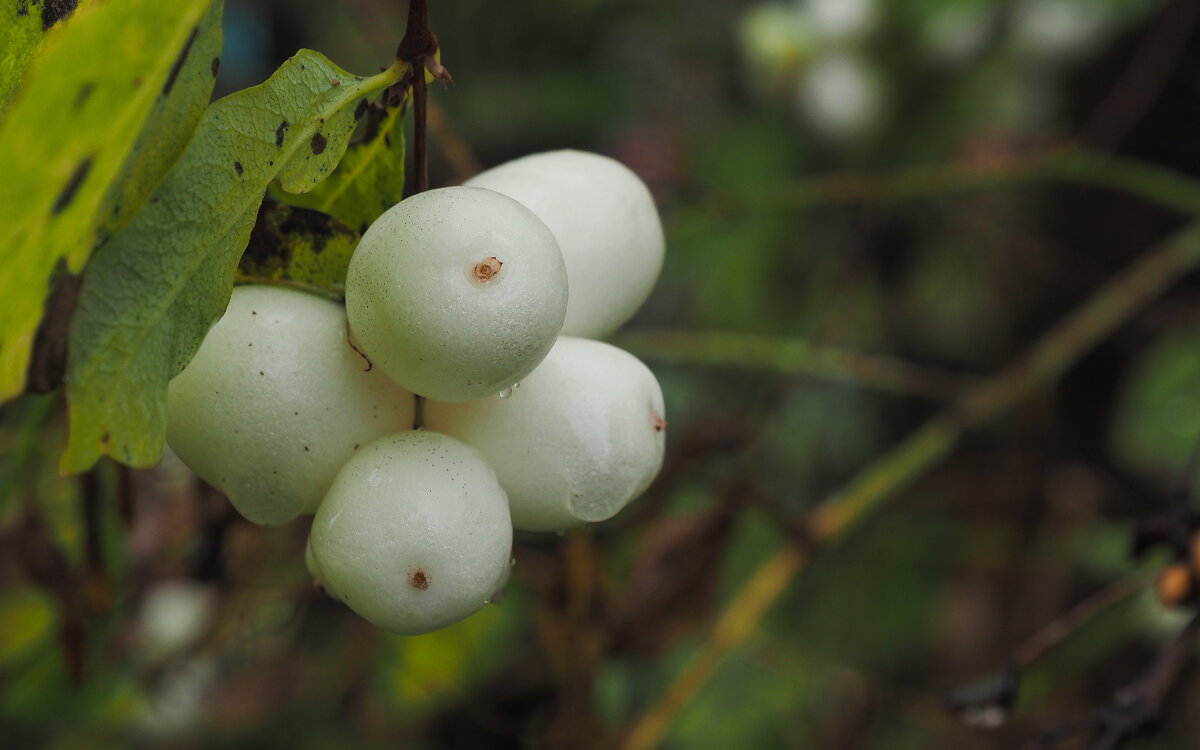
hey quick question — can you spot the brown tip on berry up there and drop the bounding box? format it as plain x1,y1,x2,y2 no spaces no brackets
472,256,503,283
409,568,430,590
651,409,667,433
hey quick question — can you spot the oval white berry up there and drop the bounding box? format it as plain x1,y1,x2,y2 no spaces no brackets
345,186,568,402
166,285,416,526
423,336,666,532
465,150,665,339
309,430,513,634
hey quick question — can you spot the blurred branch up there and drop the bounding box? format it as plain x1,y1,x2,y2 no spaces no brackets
620,545,807,750
945,573,1151,729
621,221,1200,750
428,98,482,182
808,222,1200,539
1078,612,1200,750
1010,573,1150,669
767,148,1200,217
1079,0,1200,150
617,330,978,401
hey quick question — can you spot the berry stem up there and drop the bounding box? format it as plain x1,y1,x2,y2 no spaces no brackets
397,0,438,194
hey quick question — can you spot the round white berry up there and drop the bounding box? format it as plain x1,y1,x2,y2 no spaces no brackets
309,430,513,634
166,285,416,526
423,336,666,532
465,150,664,339
345,186,568,402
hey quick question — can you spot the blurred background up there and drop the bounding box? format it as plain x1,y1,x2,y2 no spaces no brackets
7,0,1200,747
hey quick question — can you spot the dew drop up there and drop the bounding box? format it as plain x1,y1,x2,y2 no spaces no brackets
497,387,513,399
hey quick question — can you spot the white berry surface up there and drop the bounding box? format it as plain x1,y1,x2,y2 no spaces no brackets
166,285,416,526
465,150,665,339
345,186,568,402
309,430,513,634
423,336,666,532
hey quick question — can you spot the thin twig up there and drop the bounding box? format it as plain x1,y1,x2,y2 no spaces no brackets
1011,573,1150,668
1082,612,1200,750
808,223,1200,540
427,98,482,182
617,330,978,401
620,222,1200,750
765,148,1200,217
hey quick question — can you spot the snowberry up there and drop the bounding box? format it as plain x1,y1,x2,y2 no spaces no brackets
166,285,416,526
345,186,568,402
423,336,666,532
465,150,664,339
797,51,882,140
308,430,513,634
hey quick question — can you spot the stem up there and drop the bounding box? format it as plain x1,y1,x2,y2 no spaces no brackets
620,222,1200,750
397,0,438,194
616,330,978,401
766,148,1200,217
412,58,428,193
1011,573,1150,668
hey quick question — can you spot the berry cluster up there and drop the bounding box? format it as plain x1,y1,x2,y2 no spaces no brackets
166,151,667,634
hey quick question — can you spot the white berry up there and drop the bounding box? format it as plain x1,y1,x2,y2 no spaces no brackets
309,430,513,634
423,336,666,532
166,285,416,526
345,186,568,402
465,150,665,339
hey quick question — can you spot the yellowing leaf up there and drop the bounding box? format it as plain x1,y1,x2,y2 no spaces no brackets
100,0,225,238
236,203,360,292
276,93,407,234
62,52,404,473
0,0,219,404
0,0,91,111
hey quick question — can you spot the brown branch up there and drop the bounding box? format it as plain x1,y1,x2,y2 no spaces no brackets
1011,574,1150,668
1080,613,1200,750
412,57,428,193
396,0,444,194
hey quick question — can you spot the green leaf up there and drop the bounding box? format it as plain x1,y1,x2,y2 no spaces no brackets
236,203,360,292
100,0,225,238
0,0,91,111
62,52,404,473
275,93,407,234
0,0,219,404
